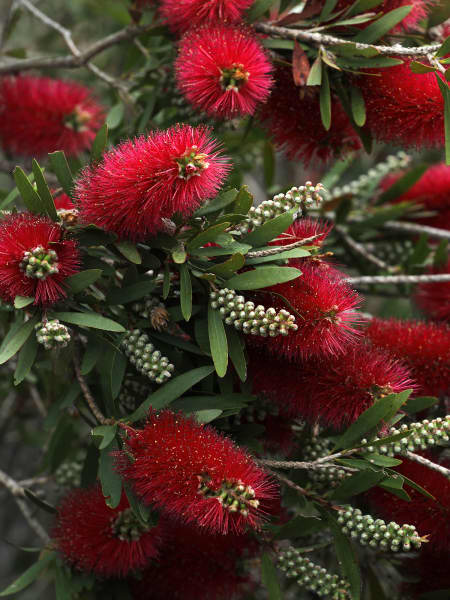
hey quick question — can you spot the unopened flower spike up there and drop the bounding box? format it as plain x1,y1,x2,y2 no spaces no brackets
362,416,450,457
210,288,298,338
238,182,325,235
121,329,175,384
302,437,350,490
35,319,71,350
337,506,425,552
278,548,351,599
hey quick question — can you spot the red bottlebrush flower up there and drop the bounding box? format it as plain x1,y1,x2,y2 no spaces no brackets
380,163,450,230
248,342,414,428
53,485,163,577
357,60,446,148
160,0,253,34
415,259,450,322
269,218,332,248
0,213,80,306
369,456,450,554
75,124,230,241
175,25,273,119
130,521,256,600
118,410,277,534
259,67,361,164
53,193,75,210
248,263,361,360
365,318,450,397
0,76,104,157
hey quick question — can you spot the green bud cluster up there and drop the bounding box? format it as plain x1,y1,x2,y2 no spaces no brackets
210,288,297,337
197,477,259,517
302,438,350,489
278,548,350,599
329,151,410,200
35,319,70,350
337,506,423,552
54,460,83,488
118,374,149,413
238,182,324,235
20,245,59,279
362,416,450,457
121,330,174,384
111,507,150,542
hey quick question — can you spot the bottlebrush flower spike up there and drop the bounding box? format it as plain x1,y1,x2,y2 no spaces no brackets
0,76,104,157
130,520,256,600
248,263,362,360
258,67,361,164
53,485,163,577
270,218,333,248
0,213,80,306
357,60,446,148
160,0,254,34
176,25,273,119
248,342,414,428
118,410,277,534
365,318,450,397
75,124,230,241
368,456,450,554
415,259,450,322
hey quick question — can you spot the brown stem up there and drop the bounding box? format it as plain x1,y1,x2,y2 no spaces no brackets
73,348,114,426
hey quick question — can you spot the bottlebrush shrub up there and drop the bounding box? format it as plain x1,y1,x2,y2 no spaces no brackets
415,258,450,322
248,342,414,428
368,456,450,554
118,410,276,533
0,76,104,157
365,318,450,397
248,262,362,360
53,485,163,577
160,0,254,34
75,124,230,240
357,61,446,148
258,67,361,164
175,25,273,119
0,213,80,306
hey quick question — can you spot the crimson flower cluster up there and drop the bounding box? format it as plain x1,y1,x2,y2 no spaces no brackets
160,0,253,34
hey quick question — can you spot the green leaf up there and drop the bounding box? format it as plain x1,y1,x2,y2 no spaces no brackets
13,167,43,214
114,241,142,264
345,0,384,17
330,469,386,500
363,453,403,467
129,365,215,420
92,424,118,450
247,0,275,21
404,396,438,414
52,311,125,332
336,56,403,69
208,253,245,278
324,513,361,600
320,67,332,130
226,266,301,290
273,515,326,540
14,296,34,309
54,566,72,600
245,247,310,265
48,151,74,196
232,186,254,215
334,390,412,450
436,35,450,58
0,316,39,365
179,264,192,321
307,56,322,85
171,393,253,413
195,188,238,216
99,440,122,508
31,160,58,220
378,164,428,203
435,75,450,165
106,279,156,305
91,123,108,163
162,264,171,299
0,552,55,596
244,209,296,247
106,103,124,129
320,0,339,19
263,141,275,188
351,86,366,127
14,334,38,386
353,5,412,42
66,269,103,294
187,222,231,251
226,326,247,382
410,61,437,74
192,409,223,423
261,553,283,600
208,304,228,377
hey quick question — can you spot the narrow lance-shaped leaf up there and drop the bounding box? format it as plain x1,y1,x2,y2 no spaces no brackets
207,303,228,378
31,159,58,220
320,66,332,131
48,151,74,196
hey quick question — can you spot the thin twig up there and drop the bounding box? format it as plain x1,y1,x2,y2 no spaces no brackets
0,0,15,50
254,22,441,56
427,53,446,75
346,274,450,285
259,458,357,473
335,225,393,271
246,234,321,258
29,386,47,417
73,347,113,426
381,220,450,241
405,451,450,479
